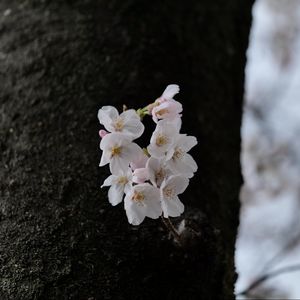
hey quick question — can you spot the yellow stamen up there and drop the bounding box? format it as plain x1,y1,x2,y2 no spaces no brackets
111,146,122,157
156,108,169,116
114,118,124,131
156,134,168,147
173,147,184,160
118,176,128,185
132,191,145,203
163,187,174,199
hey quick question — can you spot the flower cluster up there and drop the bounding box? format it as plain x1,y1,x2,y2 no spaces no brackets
98,85,198,225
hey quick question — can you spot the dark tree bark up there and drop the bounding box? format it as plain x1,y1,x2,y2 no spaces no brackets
0,0,253,299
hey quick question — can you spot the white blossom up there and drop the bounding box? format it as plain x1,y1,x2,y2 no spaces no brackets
147,120,179,159
100,133,142,174
151,85,182,123
124,183,161,225
166,134,198,178
101,169,132,206
146,157,170,187
160,175,189,218
98,106,144,139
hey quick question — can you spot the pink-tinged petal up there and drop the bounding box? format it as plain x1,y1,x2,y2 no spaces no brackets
133,168,149,184
108,184,124,206
99,129,109,138
167,156,194,178
162,84,180,100
130,150,148,170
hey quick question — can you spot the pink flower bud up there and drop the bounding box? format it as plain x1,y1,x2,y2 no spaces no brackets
99,129,108,138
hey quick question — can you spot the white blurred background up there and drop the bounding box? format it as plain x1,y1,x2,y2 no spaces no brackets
235,0,300,298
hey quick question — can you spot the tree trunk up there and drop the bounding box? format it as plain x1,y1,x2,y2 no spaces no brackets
0,1,253,299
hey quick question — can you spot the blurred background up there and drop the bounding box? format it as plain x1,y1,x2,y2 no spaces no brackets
236,0,300,298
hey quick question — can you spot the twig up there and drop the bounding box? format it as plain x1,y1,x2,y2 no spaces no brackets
160,216,182,245
237,264,300,297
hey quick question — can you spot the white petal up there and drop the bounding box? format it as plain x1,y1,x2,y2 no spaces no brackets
120,109,139,122
124,190,146,225
162,84,180,100
142,184,162,219
122,142,143,162
132,168,149,183
167,156,195,178
122,118,145,139
98,106,119,132
101,174,117,187
177,135,197,152
164,175,189,195
110,156,129,174
108,184,124,206
99,151,110,167
183,153,198,173
100,132,130,150
162,195,184,218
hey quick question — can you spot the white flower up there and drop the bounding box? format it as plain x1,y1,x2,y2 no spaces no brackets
166,134,198,178
100,133,142,173
124,183,162,225
151,85,182,123
98,106,144,139
101,169,132,206
160,175,189,218
147,120,179,159
146,157,170,187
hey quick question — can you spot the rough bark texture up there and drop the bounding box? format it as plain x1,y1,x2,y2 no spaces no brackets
0,1,252,299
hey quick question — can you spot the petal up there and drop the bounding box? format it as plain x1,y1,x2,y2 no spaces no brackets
108,184,124,206
101,174,117,187
120,109,140,122
183,153,198,173
122,142,143,162
97,106,119,132
167,156,195,178
177,135,197,152
124,191,146,225
142,185,162,219
162,84,180,100
110,156,129,173
122,118,145,139
162,195,184,218
99,151,110,167
133,168,149,184
130,150,149,170
165,175,189,195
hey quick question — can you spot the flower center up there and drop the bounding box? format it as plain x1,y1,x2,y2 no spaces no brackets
132,191,145,203
113,118,124,131
173,147,184,160
110,146,122,157
156,134,168,147
163,187,175,199
156,108,169,116
155,168,166,184
118,176,128,185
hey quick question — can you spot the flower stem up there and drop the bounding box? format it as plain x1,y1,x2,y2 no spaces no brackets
160,216,182,245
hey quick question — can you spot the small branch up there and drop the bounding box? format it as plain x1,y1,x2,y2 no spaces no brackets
160,216,182,245
237,263,300,297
